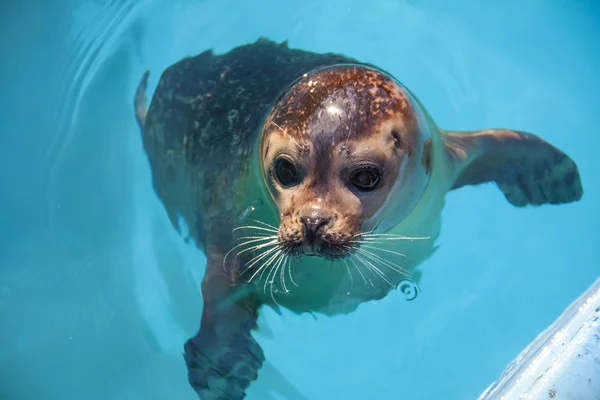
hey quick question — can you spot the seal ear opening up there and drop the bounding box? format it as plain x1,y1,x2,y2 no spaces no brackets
442,129,583,207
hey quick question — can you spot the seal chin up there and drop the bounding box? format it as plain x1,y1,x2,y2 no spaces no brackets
302,241,319,256
283,239,354,261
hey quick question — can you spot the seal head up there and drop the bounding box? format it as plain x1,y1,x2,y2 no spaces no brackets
260,64,433,260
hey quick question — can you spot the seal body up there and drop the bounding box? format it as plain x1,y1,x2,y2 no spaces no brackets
134,38,583,400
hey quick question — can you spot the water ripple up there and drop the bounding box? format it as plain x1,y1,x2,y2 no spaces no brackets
43,0,149,225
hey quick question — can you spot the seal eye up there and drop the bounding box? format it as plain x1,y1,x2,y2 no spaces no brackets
275,157,301,187
350,167,381,192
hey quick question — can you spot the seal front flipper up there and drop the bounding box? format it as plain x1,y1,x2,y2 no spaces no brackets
442,129,583,206
184,246,264,400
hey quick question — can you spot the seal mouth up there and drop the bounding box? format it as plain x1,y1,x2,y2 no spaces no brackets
282,240,354,261
302,236,323,255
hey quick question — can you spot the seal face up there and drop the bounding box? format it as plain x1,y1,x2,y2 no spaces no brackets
260,65,432,262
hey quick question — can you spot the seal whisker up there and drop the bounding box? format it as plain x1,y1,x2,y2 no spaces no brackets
236,235,278,241
361,259,396,288
348,239,390,246
233,225,279,234
339,243,360,255
265,252,286,303
233,237,278,257
358,229,376,236
231,236,277,252
354,233,431,241
244,218,280,231
348,256,372,287
353,254,380,281
355,247,410,276
343,259,354,287
240,245,281,279
246,248,281,283
244,243,279,265
279,255,290,294
358,245,407,259
354,254,382,280
223,237,277,270
287,256,299,288
235,239,278,258
354,254,394,287
359,237,429,243
258,249,284,283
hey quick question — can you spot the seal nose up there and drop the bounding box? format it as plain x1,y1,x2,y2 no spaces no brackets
300,215,330,245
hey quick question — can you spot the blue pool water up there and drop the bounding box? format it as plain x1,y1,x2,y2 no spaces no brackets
0,0,598,399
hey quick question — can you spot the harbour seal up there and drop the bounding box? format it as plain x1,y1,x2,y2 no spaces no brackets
133,38,583,399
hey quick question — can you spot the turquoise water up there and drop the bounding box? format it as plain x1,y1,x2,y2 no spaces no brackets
1,0,598,399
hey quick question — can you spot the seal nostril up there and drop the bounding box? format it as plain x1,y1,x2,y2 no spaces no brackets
300,216,329,242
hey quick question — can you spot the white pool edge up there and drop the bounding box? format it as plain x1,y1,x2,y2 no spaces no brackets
477,277,600,400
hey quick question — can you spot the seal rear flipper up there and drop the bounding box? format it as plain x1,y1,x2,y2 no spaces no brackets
442,129,583,207
184,255,264,400
134,70,150,129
